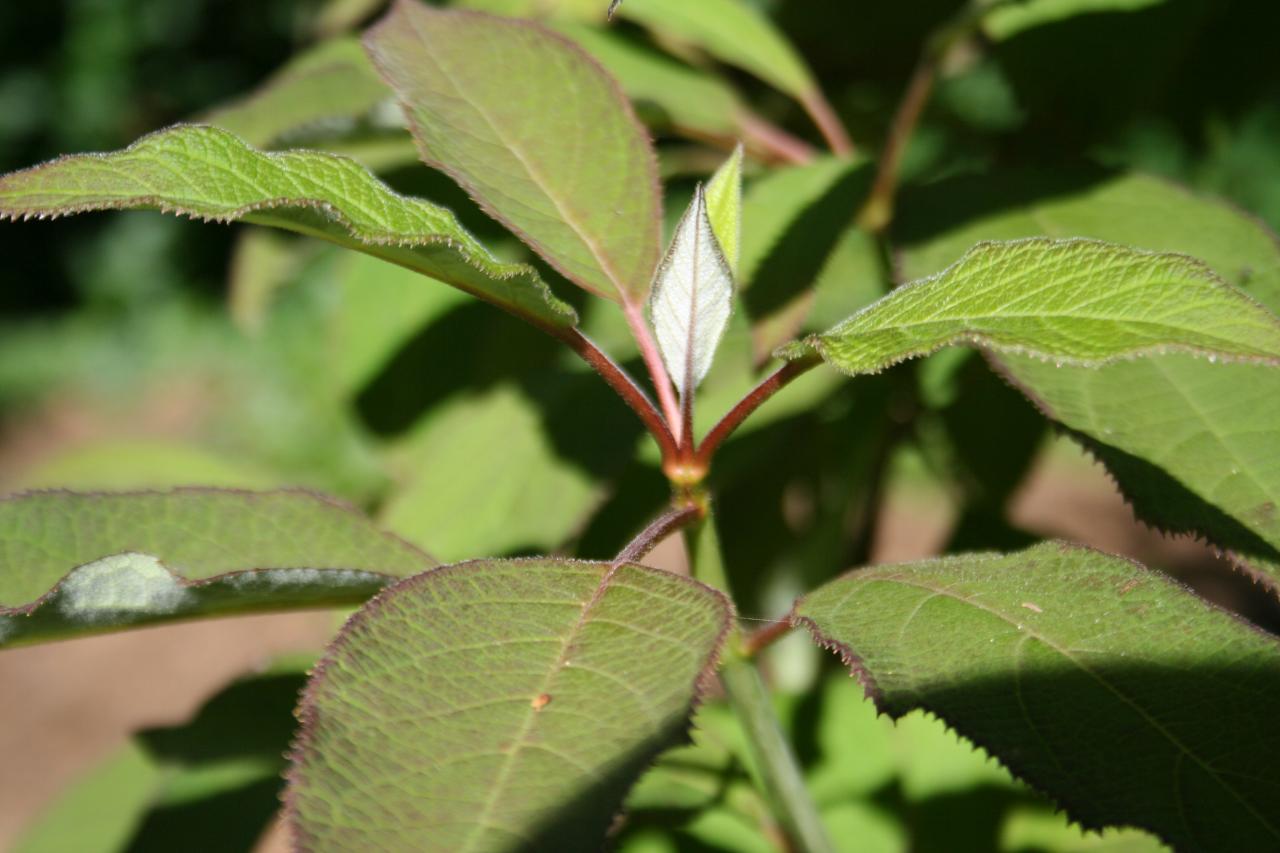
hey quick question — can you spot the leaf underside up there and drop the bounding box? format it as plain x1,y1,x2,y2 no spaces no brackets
793,541,1280,852
0,124,575,329
0,489,432,646
781,238,1280,374
365,3,662,303
288,559,732,853
650,186,735,399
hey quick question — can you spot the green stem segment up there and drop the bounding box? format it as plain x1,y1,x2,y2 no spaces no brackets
684,515,836,853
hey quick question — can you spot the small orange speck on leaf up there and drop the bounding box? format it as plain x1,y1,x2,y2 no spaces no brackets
532,693,552,711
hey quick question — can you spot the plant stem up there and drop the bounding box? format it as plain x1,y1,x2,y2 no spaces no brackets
800,88,854,157
684,515,835,853
615,505,702,565
738,110,817,166
857,1,992,232
695,355,821,468
623,299,683,444
560,327,679,463
742,617,794,658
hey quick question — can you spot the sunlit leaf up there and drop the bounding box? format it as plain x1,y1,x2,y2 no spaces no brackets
0,489,432,646
0,124,575,330
704,144,744,275
650,186,735,398
781,238,1280,374
793,541,1280,851
898,172,1280,591
365,3,661,303
288,559,731,851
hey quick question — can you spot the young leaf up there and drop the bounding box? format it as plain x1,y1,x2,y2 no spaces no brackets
0,489,432,647
364,3,662,303
780,238,1280,374
898,171,1280,592
649,186,735,400
0,124,576,330
287,559,731,852
704,144,744,275
792,541,1280,851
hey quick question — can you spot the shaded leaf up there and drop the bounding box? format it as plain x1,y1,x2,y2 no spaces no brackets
793,541,1280,851
981,0,1170,40
365,3,661,303
287,559,731,852
781,238,1280,374
705,144,744,275
0,124,575,330
898,171,1280,591
0,489,431,646
650,186,735,398
202,38,394,149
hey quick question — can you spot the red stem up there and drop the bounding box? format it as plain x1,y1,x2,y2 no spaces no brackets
800,88,854,157
738,110,817,166
623,299,683,445
695,356,819,467
741,617,794,658
560,327,679,463
615,504,703,565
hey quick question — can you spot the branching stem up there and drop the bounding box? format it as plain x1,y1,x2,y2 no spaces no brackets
615,504,702,565
800,88,854,158
623,299,683,445
695,355,821,467
741,617,795,658
559,327,679,462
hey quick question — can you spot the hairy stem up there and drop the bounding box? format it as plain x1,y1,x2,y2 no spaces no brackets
695,355,821,467
741,617,795,658
623,299,683,445
684,515,835,853
615,504,702,565
559,327,679,462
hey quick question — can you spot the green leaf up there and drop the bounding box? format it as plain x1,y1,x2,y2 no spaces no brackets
898,171,1280,591
650,185,735,398
0,489,432,647
981,0,1170,40
380,385,610,560
782,238,1280,375
616,0,816,104
287,559,732,852
704,144,744,275
202,38,394,149
365,3,662,303
0,124,576,330
792,541,1280,851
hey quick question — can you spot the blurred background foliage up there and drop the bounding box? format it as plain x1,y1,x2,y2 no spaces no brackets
2,0,1279,850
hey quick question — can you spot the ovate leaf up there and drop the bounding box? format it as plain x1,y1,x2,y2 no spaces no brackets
0,124,575,330
781,238,1280,374
650,186,735,398
898,171,1280,591
793,541,1280,851
365,3,662,303
704,144,744,275
0,489,432,647
288,559,731,852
